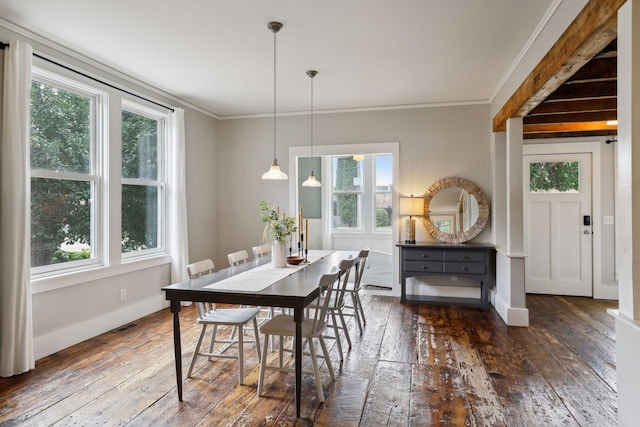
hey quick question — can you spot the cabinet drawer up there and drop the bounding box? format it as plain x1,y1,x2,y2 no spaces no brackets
445,251,485,262
404,261,444,273
404,250,444,261
444,262,486,275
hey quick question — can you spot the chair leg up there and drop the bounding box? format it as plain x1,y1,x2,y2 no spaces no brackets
330,311,344,361
252,317,262,362
269,307,276,351
350,292,363,334
257,333,270,397
356,291,366,326
187,324,207,377
278,335,284,367
238,324,245,385
208,324,218,360
318,336,335,381
308,339,324,402
338,310,352,349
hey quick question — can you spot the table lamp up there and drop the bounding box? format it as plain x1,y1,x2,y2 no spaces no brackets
400,195,424,244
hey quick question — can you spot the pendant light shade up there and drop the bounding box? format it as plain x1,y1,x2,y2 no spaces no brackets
262,21,288,180
302,69,321,187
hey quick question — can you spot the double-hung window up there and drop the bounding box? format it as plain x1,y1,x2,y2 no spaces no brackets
30,69,104,274
121,102,166,257
30,62,170,280
331,156,363,230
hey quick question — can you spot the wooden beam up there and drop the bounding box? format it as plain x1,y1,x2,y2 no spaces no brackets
528,97,617,115
546,80,617,101
568,57,617,81
523,120,617,133
492,0,624,132
524,129,617,139
524,110,617,124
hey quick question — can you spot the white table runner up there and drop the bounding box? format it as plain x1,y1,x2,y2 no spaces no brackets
204,250,334,292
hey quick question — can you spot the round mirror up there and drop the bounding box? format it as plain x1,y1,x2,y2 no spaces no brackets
420,177,489,243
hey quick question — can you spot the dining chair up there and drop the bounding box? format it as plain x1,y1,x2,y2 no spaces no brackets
252,244,271,259
185,259,261,385
343,248,370,334
227,249,249,266
321,256,358,362
257,268,341,402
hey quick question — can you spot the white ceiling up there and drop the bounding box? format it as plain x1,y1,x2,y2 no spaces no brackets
0,0,555,118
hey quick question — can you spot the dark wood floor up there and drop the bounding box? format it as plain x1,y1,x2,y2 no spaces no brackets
0,293,617,426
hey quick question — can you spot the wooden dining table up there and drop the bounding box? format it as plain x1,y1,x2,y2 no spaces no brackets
162,249,355,418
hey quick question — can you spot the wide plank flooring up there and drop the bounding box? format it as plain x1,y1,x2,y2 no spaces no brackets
0,294,617,426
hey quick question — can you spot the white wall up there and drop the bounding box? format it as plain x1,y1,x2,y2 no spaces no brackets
217,104,493,283
0,24,220,358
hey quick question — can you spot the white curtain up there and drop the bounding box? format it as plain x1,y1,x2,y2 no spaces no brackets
168,108,189,284
0,40,35,377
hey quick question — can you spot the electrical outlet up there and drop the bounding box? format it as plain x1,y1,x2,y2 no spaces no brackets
120,288,126,301
450,276,458,281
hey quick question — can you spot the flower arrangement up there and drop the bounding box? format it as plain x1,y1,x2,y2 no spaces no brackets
259,201,297,244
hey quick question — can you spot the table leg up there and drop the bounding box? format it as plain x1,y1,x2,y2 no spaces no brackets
295,307,303,418
170,299,183,401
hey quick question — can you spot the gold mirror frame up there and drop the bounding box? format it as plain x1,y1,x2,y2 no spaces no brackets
420,177,489,244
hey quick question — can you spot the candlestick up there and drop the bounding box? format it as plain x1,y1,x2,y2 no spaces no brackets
305,218,309,250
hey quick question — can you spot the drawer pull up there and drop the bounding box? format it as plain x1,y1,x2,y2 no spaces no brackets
461,267,468,271
422,266,429,270
462,255,469,259
422,254,429,258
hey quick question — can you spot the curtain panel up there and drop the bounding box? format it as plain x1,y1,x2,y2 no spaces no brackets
168,108,189,285
0,39,35,377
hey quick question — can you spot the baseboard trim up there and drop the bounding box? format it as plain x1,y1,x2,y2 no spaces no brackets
34,295,166,359
494,292,529,327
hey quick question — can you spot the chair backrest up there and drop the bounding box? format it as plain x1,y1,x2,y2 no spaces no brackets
309,267,341,334
228,250,249,266
252,244,271,259
187,259,215,278
352,248,370,291
334,256,358,308
186,259,215,317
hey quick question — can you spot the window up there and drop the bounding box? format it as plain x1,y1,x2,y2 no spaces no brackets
30,72,102,273
121,103,166,256
529,161,580,193
30,64,170,278
331,156,363,230
374,155,393,232
329,154,393,234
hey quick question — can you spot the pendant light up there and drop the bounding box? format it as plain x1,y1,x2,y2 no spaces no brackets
302,70,321,187
262,21,288,180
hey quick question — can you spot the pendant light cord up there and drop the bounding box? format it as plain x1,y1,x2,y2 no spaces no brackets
310,74,314,157
273,28,277,161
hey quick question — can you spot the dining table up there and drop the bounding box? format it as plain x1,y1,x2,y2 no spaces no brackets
162,249,356,418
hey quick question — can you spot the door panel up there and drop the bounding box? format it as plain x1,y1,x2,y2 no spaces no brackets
524,153,592,296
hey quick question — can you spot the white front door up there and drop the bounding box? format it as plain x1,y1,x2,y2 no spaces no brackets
524,153,593,296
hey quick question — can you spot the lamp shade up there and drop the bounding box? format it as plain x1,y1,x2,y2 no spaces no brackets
262,160,288,180
400,196,424,217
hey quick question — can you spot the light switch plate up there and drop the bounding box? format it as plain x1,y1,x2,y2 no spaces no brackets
603,216,614,225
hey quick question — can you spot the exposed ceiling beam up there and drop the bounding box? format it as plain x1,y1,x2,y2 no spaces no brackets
492,0,624,132
527,97,617,115
523,120,618,134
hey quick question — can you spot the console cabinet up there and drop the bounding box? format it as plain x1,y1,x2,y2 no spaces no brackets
397,242,495,309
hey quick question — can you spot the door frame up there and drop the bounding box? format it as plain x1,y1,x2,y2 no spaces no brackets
523,140,613,299
288,142,400,294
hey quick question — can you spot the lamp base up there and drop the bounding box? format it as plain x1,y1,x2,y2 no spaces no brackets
405,217,416,244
